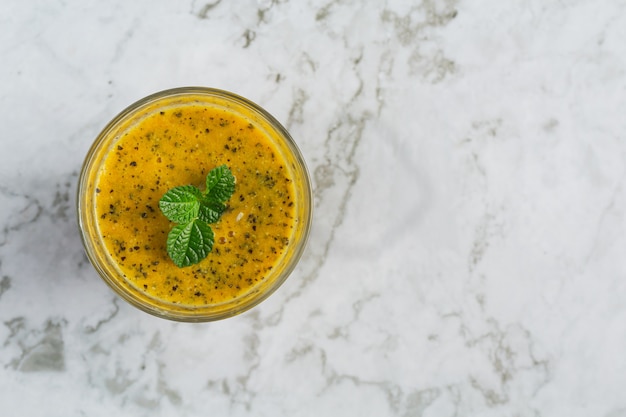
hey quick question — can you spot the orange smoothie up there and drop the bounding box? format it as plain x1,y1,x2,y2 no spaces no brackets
78,88,311,321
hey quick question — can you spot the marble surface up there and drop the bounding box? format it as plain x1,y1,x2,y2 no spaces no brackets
2,0,626,415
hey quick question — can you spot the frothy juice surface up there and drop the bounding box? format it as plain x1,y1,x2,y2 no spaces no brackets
92,97,296,307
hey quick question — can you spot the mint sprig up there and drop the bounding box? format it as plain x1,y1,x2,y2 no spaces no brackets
159,165,235,268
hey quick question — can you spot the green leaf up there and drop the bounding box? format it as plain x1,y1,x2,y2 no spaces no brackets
205,165,235,203
198,199,225,224
159,185,202,223
159,165,235,268
166,219,214,268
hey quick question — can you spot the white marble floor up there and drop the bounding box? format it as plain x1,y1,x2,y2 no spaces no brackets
2,0,626,416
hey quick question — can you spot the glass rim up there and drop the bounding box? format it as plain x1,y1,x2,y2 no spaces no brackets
77,87,313,322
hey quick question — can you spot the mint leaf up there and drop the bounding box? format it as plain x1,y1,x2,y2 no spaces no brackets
198,199,225,224
166,219,214,268
205,164,235,203
159,165,235,268
159,185,202,223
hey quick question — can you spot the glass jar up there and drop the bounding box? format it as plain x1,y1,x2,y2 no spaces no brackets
77,87,312,322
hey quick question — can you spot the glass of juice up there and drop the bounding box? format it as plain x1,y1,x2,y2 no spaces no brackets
77,87,312,322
